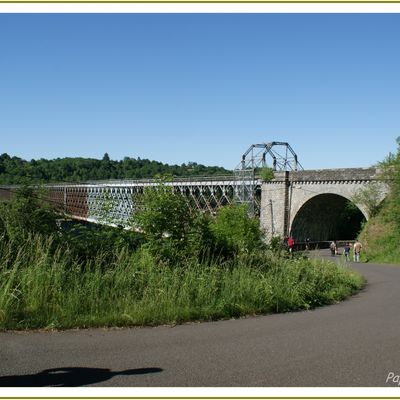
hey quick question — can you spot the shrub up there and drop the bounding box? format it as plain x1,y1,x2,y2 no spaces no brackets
59,222,145,264
133,182,194,262
0,186,58,241
0,233,364,330
269,235,286,252
357,137,400,263
260,167,274,182
209,204,264,255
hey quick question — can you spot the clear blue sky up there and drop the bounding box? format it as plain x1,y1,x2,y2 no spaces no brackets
0,13,399,170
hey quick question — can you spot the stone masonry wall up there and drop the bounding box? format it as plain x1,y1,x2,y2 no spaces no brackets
260,167,388,241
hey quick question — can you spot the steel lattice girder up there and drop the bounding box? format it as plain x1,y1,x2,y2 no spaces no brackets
36,176,262,226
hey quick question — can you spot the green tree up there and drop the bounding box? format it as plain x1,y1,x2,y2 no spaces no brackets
260,167,275,182
351,182,384,218
0,185,58,240
0,153,231,184
378,136,400,227
133,180,193,260
209,204,264,255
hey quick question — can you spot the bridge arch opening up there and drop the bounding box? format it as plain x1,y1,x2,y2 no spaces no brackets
290,193,366,242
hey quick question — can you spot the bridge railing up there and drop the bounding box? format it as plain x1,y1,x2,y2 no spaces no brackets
43,175,262,187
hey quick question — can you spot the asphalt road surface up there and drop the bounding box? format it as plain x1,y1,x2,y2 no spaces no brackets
1,250,400,387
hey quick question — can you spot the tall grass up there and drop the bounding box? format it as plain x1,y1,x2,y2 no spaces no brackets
0,233,364,330
358,214,400,264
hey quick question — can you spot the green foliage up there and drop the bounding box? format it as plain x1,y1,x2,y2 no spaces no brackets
0,181,365,330
209,204,264,255
133,181,194,260
357,137,400,263
0,152,230,184
0,185,58,241
135,183,192,241
377,137,400,229
358,214,400,264
186,212,217,260
0,233,364,330
351,182,383,217
59,222,145,263
269,235,286,252
134,182,265,261
260,167,275,182
0,187,144,265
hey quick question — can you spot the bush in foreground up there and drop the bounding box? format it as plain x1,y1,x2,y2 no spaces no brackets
0,233,364,330
0,185,364,330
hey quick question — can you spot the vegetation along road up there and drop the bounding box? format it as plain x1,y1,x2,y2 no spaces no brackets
2,139,400,386
1,251,400,387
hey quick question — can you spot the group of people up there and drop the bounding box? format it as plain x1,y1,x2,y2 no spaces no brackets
330,240,363,262
283,236,363,262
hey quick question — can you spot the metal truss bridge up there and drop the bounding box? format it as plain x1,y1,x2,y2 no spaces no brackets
41,175,261,225
0,142,302,225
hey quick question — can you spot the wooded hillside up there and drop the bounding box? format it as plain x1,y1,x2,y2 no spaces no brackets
0,153,231,184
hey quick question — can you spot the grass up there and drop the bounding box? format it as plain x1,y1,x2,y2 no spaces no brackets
358,214,400,264
0,233,364,330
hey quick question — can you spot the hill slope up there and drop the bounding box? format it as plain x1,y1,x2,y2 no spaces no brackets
0,153,231,184
358,139,400,263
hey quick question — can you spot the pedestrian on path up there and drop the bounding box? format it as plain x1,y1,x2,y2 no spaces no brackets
330,241,337,256
353,240,362,262
344,243,351,262
287,236,295,254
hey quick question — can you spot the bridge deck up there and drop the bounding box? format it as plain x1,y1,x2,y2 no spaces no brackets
0,167,382,228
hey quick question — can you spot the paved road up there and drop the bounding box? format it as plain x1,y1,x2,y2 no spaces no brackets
1,250,400,387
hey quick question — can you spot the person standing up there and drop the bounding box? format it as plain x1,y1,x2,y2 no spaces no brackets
287,236,295,254
330,241,336,256
353,240,362,262
344,243,351,262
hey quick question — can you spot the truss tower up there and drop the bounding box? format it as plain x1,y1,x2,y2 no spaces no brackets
234,141,303,215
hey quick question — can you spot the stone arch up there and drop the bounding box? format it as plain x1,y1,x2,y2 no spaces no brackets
260,169,389,242
289,182,370,223
289,193,366,242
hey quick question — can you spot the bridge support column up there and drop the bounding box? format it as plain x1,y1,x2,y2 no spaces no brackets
260,172,290,242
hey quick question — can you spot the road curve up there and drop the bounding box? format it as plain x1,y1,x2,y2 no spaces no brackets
1,251,400,387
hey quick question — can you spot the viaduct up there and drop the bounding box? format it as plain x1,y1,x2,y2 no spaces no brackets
260,167,386,241
0,143,389,242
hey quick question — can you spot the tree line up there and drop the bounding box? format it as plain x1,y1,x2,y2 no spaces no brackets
0,152,231,184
